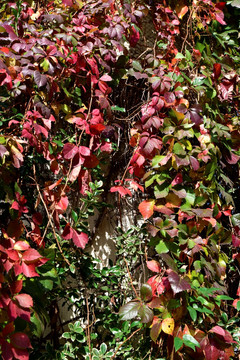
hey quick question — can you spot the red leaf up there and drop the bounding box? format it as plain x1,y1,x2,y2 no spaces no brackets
62,143,79,159
99,74,112,82
213,63,221,80
10,280,23,295
8,301,31,322
190,156,199,170
22,249,42,262
171,173,183,186
20,263,39,278
72,230,88,249
226,152,240,164
215,12,226,25
10,333,31,349
232,234,240,247
14,241,30,251
204,340,219,360
209,326,234,344
79,146,90,156
56,196,68,212
129,181,144,192
11,201,20,211
62,0,73,6
62,223,73,240
1,340,14,360
15,294,33,308
110,186,132,197
129,25,140,47
69,164,82,182
11,347,29,360
138,200,155,219
215,2,226,10
2,323,14,337
147,260,161,273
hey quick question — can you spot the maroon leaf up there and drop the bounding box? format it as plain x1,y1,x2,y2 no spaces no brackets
62,223,73,240
34,71,47,88
10,332,31,349
119,301,139,321
140,284,153,302
167,270,191,295
150,318,162,342
213,63,221,80
138,303,154,323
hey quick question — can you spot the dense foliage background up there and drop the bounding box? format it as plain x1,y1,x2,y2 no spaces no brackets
0,0,240,359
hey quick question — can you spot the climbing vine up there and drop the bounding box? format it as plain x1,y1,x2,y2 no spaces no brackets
0,0,239,359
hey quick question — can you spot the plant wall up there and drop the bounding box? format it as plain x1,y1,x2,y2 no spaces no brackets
0,0,239,359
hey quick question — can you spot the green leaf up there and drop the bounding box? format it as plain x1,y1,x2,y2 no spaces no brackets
216,295,234,301
175,53,185,59
111,105,126,112
174,337,183,352
195,42,205,53
132,60,143,72
185,191,195,205
183,334,200,351
39,279,53,290
40,58,50,72
187,306,197,322
232,214,240,227
100,343,107,355
156,240,169,254
173,143,185,156
71,210,78,223
70,264,76,274
154,183,169,199
237,301,240,311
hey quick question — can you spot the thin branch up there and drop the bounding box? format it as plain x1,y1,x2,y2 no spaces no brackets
86,295,92,360
32,165,71,267
110,328,142,360
123,256,139,300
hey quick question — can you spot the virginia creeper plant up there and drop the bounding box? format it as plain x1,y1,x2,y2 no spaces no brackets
0,0,239,359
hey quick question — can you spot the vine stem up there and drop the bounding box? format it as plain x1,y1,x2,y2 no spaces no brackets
110,328,142,360
32,165,71,266
123,256,139,300
86,295,92,360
